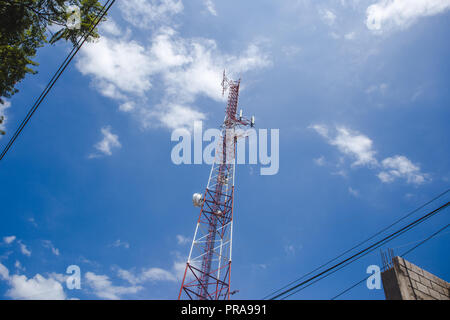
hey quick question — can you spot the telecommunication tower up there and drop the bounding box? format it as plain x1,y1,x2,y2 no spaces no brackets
178,72,254,300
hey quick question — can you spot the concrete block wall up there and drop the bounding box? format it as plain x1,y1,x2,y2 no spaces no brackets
381,256,450,300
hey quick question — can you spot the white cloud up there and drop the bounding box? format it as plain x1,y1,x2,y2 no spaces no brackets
0,100,11,136
48,272,70,285
116,266,177,285
282,45,302,57
119,0,184,29
100,18,122,36
284,244,296,255
311,125,430,185
311,125,378,167
85,272,142,300
15,260,25,272
366,0,450,32
89,126,121,158
173,260,188,280
176,235,190,245
150,32,271,107
332,169,348,178
3,235,16,244
339,0,363,9
348,187,359,197
332,127,378,167
366,83,388,95
157,104,206,130
344,31,356,40
0,263,9,280
110,239,130,249
18,241,31,257
77,37,154,98
330,31,341,39
115,269,140,285
7,274,66,300
82,264,179,299
204,0,218,16
42,240,60,256
76,17,271,131
119,101,135,113
314,156,326,166
0,264,66,300
0,100,10,114
310,124,329,138
319,9,337,25
28,217,38,227
229,43,272,73
378,155,429,184
115,257,183,288
140,268,177,282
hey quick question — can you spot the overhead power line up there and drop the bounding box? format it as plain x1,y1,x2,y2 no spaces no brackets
279,216,450,300
0,0,116,162
274,202,450,300
399,223,450,258
268,201,449,300
262,188,450,300
390,230,450,250
331,223,450,300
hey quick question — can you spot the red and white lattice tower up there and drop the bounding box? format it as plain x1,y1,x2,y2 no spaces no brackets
178,72,254,300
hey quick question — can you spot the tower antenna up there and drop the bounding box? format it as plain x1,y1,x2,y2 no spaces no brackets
178,72,253,300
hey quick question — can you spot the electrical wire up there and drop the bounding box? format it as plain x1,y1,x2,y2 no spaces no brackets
280,205,449,300
268,201,449,300
400,223,450,258
390,230,450,250
262,188,450,299
331,223,450,300
0,0,116,161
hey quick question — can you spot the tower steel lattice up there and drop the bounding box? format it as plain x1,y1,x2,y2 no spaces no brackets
178,72,253,300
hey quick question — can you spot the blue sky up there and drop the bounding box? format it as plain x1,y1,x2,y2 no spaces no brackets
0,0,449,300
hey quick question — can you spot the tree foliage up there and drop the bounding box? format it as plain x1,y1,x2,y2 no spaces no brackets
0,0,105,104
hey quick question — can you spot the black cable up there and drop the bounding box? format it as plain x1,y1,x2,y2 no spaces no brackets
330,274,373,300
0,0,114,160
281,204,447,300
1,0,111,158
0,0,112,160
262,188,450,299
330,223,450,300
269,201,449,300
400,223,449,257
0,0,116,161
2,0,112,151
